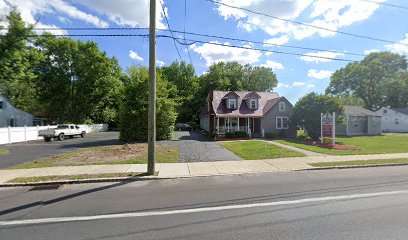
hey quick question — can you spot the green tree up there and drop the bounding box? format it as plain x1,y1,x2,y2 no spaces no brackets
292,92,344,140
35,34,124,124
119,66,176,142
326,52,407,111
383,72,408,108
161,61,198,123
0,9,41,113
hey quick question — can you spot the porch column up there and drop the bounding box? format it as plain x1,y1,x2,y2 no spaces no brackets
252,118,254,132
237,117,240,131
227,117,230,132
247,118,249,133
217,117,219,133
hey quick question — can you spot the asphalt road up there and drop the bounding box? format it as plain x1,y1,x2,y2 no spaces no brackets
161,131,241,162
0,132,120,169
1,166,408,239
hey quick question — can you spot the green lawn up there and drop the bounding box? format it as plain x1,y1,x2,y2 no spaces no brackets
0,149,9,155
8,144,178,169
310,158,408,167
276,134,408,156
7,172,145,183
220,140,306,160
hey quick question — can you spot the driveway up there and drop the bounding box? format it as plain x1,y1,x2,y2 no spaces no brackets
0,132,120,169
160,131,241,162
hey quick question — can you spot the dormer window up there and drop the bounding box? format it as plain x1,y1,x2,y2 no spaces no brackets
228,98,237,109
279,102,285,112
250,99,257,109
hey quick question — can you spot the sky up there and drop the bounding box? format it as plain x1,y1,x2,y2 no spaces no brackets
1,0,408,103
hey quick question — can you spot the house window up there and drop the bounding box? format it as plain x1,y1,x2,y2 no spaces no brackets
0,100,3,109
279,102,285,112
250,99,257,109
395,119,400,124
383,109,387,114
276,117,289,129
228,99,237,109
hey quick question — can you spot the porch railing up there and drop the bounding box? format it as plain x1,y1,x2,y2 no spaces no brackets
217,126,248,134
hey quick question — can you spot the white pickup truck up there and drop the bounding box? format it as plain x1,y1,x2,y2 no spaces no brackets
39,124,86,142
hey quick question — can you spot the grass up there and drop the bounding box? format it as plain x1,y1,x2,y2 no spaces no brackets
276,134,408,156
310,158,408,167
220,140,306,160
7,172,145,183
8,144,178,169
0,149,9,155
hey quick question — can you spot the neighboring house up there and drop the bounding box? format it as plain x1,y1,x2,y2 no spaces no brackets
336,106,382,136
376,107,408,133
200,89,296,138
0,95,45,127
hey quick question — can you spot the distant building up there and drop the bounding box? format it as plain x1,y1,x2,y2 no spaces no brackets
377,107,408,133
0,95,45,127
200,89,296,138
336,106,382,136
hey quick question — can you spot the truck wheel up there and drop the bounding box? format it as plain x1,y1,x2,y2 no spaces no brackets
58,133,65,141
81,131,86,138
44,137,51,142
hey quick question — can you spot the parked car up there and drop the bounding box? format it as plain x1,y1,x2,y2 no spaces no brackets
175,123,193,131
38,124,86,142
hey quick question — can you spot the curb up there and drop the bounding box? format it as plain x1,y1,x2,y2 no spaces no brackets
0,175,171,188
304,162,408,171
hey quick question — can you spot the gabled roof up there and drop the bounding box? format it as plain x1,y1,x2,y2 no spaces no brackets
392,108,408,115
222,91,240,99
211,90,281,117
344,106,381,117
242,91,261,100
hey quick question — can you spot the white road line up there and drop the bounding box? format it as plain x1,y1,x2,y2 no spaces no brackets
1,189,407,226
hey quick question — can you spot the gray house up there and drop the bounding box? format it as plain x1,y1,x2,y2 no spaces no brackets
200,90,296,138
336,106,382,136
377,107,408,133
0,95,44,127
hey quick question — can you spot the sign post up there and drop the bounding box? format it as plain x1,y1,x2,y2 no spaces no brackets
321,112,336,145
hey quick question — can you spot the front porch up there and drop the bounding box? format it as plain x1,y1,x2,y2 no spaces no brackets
215,117,262,138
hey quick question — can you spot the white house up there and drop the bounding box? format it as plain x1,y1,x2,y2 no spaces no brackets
377,107,408,133
0,95,41,127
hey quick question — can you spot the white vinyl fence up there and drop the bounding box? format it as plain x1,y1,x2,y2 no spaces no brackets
0,124,108,145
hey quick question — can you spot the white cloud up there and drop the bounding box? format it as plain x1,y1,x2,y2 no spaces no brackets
300,51,344,63
213,0,384,41
364,48,380,55
277,83,290,88
190,41,262,66
260,60,284,70
385,33,408,54
129,50,143,61
307,69,333,79
263,35,289,46
77,0,166,28
292,81,306,87
156,60,165,66
307,84,316,87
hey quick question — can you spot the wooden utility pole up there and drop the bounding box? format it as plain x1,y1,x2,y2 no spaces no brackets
148,0,156,175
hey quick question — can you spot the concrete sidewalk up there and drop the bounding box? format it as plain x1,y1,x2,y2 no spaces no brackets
1,152,408,184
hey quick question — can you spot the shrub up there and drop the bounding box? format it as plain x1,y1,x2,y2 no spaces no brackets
234,131,247,137
278,130,287,139
264,132,277,139
225,132,236,138
297,130,308,139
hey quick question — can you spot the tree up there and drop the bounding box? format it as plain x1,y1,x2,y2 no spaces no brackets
34,34,124,124
0,9,41,113
161,61,199,123
383,72,408,108
326,52,407,111
119,66,176,142
292,92,343,140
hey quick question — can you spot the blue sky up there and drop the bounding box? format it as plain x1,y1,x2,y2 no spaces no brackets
2,0,408,103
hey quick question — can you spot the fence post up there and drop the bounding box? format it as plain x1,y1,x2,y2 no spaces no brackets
8,125,11,144
24,125,27,142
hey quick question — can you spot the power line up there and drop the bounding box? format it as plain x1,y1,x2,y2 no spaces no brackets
358,0,408,10
31,33,356,62
159,0,182,60
183,0,194,66
206,0,408,47
22,27,367,57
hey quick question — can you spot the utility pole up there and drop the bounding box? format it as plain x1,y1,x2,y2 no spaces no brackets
147,0,156,175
